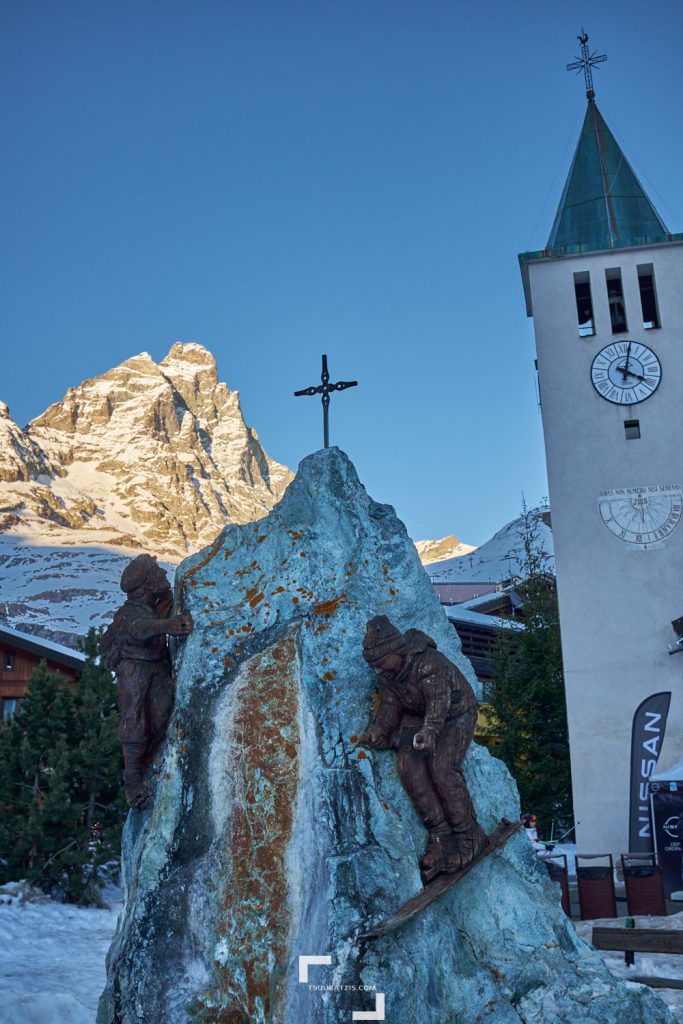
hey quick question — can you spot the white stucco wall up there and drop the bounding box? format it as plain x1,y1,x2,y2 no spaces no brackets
527,241,683,855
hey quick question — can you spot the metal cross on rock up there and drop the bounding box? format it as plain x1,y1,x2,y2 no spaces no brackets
566,30,607,100
294,354,358,449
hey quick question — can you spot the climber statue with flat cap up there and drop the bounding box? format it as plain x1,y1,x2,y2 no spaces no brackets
362,615,487,881
101,554,193,806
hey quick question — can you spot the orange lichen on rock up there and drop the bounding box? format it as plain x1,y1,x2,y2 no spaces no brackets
312,595,346,616
322,670,336,682
349,734,359,743
257,535,267,544
357,751,367,760
214,630,300,1019
176,535,225,591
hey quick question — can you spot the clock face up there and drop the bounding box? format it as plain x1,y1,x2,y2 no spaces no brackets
598,485,683,548
590,341,661,405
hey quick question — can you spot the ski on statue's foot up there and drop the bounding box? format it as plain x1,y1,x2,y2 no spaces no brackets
357,818,521,942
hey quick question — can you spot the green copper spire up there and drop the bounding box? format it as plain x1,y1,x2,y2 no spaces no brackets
546,99,669,255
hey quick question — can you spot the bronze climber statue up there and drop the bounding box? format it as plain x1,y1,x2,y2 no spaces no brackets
101,554,193,806
361,615,486,882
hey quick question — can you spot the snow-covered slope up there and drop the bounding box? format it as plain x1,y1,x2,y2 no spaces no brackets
0,533,172,647
414,534,476,564
427,508,554,583
0,344,293,644
0,882,120,1024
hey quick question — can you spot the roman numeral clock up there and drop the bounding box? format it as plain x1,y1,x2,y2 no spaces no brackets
590,340,661,404
590,340,682,549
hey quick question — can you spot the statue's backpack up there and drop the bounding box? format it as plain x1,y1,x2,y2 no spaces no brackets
100,612,127,671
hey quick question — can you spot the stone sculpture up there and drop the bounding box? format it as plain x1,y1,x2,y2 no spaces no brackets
362,615,487,880
100,553,193,805
98,449,677,1024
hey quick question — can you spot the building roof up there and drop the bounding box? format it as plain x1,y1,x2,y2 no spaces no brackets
0,623,88,671
546,99,669,256
518,98,683,315
445,605,523,631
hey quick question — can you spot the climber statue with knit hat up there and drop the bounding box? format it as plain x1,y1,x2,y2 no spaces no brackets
361,615,487,881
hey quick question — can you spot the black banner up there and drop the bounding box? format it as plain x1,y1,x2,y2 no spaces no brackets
650,784,683,898
629,692,671,852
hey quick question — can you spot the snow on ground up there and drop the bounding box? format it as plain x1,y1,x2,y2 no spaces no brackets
1,875,681,1023
575,912,683,1022
0,883,120,1024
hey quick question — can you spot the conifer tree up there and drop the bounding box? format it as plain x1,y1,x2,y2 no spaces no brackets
70,629,126,902
0,661,81,890
487,504,574,837
0,630,125,903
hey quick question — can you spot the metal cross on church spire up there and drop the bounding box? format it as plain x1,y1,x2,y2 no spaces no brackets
566,31,607,100
294,354,358,449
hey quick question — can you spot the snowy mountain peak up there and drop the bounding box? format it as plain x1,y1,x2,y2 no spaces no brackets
414,534,477,565
0,343,293,567
160,341,218,373
426,508,554,584
0,403,55,484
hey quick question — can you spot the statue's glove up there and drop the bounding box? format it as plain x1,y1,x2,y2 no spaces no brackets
413,728,437,753
167,613,194,637
362,724,392,750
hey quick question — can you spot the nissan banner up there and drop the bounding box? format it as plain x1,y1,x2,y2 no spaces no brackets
629,692,671,852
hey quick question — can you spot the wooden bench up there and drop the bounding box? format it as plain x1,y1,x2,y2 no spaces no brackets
592,926,683,989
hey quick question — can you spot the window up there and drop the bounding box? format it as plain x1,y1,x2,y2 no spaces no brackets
637,264,660,329
606,268,627,333
624,419,640,440
574,272,595,336
2,698,19,721
4,651,14,671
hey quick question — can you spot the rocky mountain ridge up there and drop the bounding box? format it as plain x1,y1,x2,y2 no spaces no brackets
0,343,294,642
0,343,292,558
414,534,476,564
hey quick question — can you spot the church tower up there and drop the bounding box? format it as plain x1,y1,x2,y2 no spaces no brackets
518,37,683,855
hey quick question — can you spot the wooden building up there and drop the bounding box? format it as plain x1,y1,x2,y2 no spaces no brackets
0,624,87,721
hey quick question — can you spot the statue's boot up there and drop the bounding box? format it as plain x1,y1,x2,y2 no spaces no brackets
444,819,488,874
420,825,452,882
122,743,148,807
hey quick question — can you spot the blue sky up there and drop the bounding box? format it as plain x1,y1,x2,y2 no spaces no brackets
1,1,681,545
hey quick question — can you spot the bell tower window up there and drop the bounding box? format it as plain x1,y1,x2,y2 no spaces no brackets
574,272,595,336
606,268,627,333
637,264,660,329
